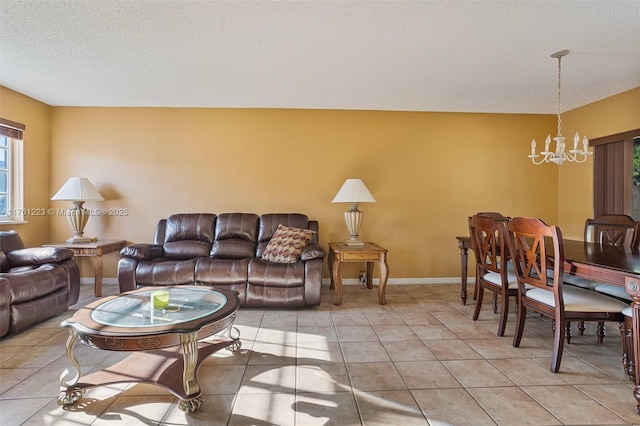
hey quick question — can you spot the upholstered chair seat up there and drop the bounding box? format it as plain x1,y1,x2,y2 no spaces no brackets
594,283,632,301
525,285,629,312
482,270,518,289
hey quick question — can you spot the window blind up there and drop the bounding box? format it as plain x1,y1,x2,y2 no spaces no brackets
0,118,25,139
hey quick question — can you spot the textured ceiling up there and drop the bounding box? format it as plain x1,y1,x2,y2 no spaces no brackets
1,0,639,113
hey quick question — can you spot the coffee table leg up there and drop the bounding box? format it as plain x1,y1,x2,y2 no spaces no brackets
227,324,242,352
178,332,204,412
57,329,85,407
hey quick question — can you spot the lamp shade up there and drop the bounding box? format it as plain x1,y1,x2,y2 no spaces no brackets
332,179,376,203
51,177,104,201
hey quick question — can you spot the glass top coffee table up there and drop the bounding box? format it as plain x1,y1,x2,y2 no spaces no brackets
57,286,241,413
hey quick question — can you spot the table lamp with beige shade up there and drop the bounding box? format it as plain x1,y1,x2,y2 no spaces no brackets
51,177,104,243
332,178,376,247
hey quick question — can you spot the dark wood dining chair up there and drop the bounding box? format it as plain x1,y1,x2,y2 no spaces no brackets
468,214,517,336
584,214,640,249
582,215,640,380
471,212,510,302
506,216,628,373
548,214,639,336
555,215,639,293
584,214,640,301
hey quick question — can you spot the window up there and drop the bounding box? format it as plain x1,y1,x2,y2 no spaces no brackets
592,129,640,219
0,136,10,216
0,118,25,223
633,137,640,219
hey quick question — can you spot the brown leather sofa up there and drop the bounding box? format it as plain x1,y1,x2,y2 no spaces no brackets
118,213,326,307
0,230,80,338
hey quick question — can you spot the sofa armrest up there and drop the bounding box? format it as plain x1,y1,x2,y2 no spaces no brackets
300,244,326,261
6,247,74,267
120,244,164,260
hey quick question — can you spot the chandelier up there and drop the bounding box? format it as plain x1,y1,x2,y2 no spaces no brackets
529,50,592,165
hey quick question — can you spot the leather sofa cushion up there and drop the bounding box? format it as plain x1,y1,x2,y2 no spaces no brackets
195,258,249,285
5,263,69,303
210,240,256,259
164,241,212,260
210,213,259,259
135,258,197,285
10,288,68,335
215,213,259,241
246,283,305,308
164,213,216,259
7,247,74,267
248,258,305,287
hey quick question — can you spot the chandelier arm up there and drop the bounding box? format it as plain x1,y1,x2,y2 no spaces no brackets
530,156,548,165
572,154,591,164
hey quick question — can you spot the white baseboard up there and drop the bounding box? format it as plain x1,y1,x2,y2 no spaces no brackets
321,277,472,285
80,277,119,285
82,277,473,286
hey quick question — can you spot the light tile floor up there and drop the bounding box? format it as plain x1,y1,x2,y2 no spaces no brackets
1,282,639,425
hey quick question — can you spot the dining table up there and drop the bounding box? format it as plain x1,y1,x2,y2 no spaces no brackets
456,235,640,414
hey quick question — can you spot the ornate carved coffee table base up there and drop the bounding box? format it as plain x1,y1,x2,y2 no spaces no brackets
57,286,241,413
58,326,240,412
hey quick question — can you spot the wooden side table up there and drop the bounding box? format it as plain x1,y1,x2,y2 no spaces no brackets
44,240,127,297
328,242,389,306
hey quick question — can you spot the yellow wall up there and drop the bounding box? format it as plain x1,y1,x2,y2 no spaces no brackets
21,85,640,281
47,107,558,280
0,87,52,246
558,87,640,239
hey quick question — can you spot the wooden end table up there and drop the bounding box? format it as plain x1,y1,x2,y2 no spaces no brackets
44,239,126,297
57,286,241,413
328,242,389,305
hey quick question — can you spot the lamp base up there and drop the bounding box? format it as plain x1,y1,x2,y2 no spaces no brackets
344,204,366,248
345,239,365,247
65,236,94,244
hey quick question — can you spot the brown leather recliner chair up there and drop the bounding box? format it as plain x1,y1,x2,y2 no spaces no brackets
0,230,80,338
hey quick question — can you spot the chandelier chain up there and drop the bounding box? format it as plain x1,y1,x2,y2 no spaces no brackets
557,54,562,137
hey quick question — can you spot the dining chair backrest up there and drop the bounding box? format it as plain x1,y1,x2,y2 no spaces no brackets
584,214,639,249
506,216,564,303
469,214,509,277
477,212,510,222
469,213,518,336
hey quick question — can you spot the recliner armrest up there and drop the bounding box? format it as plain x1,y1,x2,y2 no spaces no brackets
120,244,164,260
300,244,326,261
6,247,74,267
